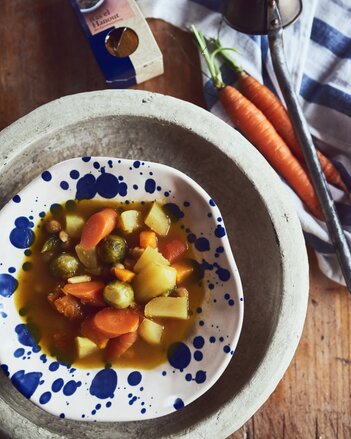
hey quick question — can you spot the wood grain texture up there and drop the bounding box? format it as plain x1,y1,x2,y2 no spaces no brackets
1,2,350,438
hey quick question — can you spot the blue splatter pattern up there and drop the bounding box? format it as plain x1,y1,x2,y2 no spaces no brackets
0,156,243,422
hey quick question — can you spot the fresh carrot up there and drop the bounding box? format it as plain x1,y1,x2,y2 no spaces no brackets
105,331,138,360
113,267,135,282
212,39,347,191
139,231,157,249
172,261,194,284
80,208,118,250
92,308,139,338
63,281,106,307
81,318,109,349
161,239,188,264
191,26,323,219
220,86,323,218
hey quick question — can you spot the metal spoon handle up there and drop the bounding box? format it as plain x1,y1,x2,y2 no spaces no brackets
267,0,351,291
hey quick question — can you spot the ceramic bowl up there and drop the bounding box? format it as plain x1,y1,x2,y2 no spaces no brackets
0,90,308,438
0,156,243,422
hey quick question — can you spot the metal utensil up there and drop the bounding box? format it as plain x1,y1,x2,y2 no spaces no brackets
223,0,351,291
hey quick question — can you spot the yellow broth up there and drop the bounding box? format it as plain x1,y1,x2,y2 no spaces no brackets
15,199,205,369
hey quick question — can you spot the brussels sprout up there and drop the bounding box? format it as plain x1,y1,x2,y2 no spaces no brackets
103,280,134,309
98,235,126,264
49,253,79,279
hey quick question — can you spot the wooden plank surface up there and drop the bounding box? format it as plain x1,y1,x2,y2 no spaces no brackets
1,2,350,438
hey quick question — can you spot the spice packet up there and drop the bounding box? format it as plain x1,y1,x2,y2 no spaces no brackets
70,0,164,87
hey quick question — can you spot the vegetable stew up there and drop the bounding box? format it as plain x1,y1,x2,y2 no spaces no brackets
15,200,205,369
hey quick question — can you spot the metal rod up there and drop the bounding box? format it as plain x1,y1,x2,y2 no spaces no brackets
267,0,351,291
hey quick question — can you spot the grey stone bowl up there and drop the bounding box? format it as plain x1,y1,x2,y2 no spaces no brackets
0,90,308,438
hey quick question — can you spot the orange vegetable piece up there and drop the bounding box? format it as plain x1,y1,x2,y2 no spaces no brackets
139,231,157,249
161,239,187,263
172,262,194,284
63,281,106,307
92,308,139,338
80,208,118,250
81,318,109,349
113,267,135,283
105,331,138,360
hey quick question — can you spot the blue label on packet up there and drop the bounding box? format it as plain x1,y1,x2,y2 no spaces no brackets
70,0,137,87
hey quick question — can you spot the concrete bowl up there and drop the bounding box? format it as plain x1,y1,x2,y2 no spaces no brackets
0,90,308,438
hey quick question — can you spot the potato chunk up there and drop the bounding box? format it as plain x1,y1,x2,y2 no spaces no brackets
133,246,169,273
133,264,176,302
120,210,141,234
144,203,170,237
144,297,188,320
139,319,164,345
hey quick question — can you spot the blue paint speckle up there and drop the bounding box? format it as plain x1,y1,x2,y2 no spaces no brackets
223,345,231,353
194,351,203,361
39,391,52,404
106,401,112,408
82,156,91,162
173,398,184,410
14,348,25,358
145,178,156,194
41,171,52,181
13,195,21,203
167,342,191,370
185,373,192,382
52,378,64,392
89,369,117,399
10,217,35,249
133,161,141,168
93,161,100,169
60,181,69,190
133,184,138,190
224,293,230,300
195,237,210,252
164,203,184,220
208,283,214,290
8,267,16,273
209,336,216,343
195,370,206,384
0,274,18,297
228,299,235,306
214,263,230,282
76,174,97,199
11,370,42,399
215,225,226,238
49,362,60,372
1,364,9,377
184,201,190,207
193,336,204,349
63,380,80,396
209,199,216,206
40,354,47,363
141,408,146,414
60,413,65,419
96,173,120,198
187,233,196,244
70,170,80,179
127,371,142,386
39,211,45,218
15,324,40,351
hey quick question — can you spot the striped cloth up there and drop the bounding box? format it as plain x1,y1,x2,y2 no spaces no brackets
138,0,351,286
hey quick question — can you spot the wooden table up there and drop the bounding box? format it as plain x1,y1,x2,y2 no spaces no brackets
1,2,350,438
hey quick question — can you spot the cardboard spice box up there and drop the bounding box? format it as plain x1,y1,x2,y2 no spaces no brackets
71,0,164,87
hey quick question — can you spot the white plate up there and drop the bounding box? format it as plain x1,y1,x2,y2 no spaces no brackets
0,156,243,422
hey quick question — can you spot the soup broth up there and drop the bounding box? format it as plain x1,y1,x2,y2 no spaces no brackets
15,199,205,369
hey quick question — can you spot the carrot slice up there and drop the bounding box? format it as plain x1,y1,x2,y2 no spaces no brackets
113,267,135,283
161,239,187,264
92,308,139,338
63,281,106,307
81,318,109,349
139,231,158,249
105,331,138,360
80,208,118,250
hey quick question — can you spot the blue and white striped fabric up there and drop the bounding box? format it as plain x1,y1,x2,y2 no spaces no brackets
138,0,351,286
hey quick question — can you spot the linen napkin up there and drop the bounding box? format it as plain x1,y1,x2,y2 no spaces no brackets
138,0,351,286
